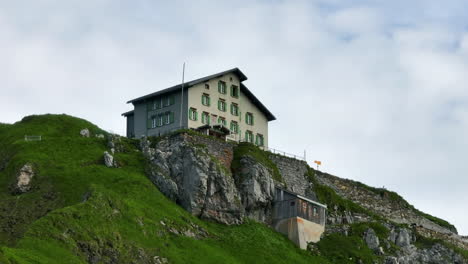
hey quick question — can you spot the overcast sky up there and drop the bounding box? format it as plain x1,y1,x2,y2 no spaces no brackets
1,0,467,234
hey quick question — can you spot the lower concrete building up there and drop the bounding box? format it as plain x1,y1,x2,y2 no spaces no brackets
273,187,327,249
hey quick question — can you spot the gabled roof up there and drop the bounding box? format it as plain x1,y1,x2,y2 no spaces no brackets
126,68,276,121
121,110,134,116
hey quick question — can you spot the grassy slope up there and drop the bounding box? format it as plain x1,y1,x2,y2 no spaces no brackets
0,114,327,263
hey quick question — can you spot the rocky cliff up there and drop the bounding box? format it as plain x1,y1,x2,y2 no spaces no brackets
141,130,468,264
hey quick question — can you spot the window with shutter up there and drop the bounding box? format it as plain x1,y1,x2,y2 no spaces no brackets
169,112,174,123
218,81,226,94
231,85,239,98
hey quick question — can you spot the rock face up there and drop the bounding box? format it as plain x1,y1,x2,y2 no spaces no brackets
237,156,275,222
364,228,380,250
12,164,35,194
141,133,277,224
396,243,466,264
80,128,90,137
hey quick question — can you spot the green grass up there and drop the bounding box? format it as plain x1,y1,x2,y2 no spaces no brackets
0,114,328,263
231,142,283,183
316,232,380,264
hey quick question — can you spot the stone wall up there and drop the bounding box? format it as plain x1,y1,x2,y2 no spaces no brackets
184,133,234,168
268,154,310,196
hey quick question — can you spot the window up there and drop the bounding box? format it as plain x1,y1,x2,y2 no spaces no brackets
218,117,226,126
205,83,210,89
231,85,239,98
255,134,264,146
189,108,198,121
245,130,253,143
163,97,170,107
313,207,318,216
218,81,226,94
202,112,210,125
157,114,164,127
164,112,173,125
202,94,210,106
218,100,226,112
230,121,238,134
246,112,254,125
151,117,157,128
230,103,239,116
148,99,162,111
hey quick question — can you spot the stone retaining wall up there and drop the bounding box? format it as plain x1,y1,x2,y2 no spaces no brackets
269,154,310,196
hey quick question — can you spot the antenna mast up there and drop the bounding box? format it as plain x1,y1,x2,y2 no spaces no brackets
179,63,186,128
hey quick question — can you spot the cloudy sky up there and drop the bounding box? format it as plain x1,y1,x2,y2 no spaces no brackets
1,0,467,234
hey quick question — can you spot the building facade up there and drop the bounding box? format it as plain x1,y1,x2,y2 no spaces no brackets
122,68,276,147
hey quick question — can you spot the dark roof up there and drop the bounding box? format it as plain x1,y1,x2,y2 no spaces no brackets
121,110,134,116
126,68,276,121
276,187,327,208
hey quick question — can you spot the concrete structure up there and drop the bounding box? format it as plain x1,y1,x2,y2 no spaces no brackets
122,68,275,147
273,187,327,249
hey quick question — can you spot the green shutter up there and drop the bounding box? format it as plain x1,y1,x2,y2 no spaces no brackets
218,100,221,111
170,112,174,123
207,97,211,106
230,85,233,96
251,114,254,125
195,111,198,121
170,95,175,105
147,118,152,129
245,113,248,124
201,95,204,105
147,101,153,111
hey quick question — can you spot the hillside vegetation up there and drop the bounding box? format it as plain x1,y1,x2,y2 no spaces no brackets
0,115,328,263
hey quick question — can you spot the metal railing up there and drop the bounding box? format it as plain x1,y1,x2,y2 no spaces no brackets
263,146,306,161
24,135,42,141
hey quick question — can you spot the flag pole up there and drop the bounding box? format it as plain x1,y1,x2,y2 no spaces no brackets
179,63,185,128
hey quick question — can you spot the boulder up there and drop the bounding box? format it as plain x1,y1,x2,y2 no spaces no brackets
364,228,380,250
80,128,90,137
13,164,35,194
396,228,411,247
103,151,115,168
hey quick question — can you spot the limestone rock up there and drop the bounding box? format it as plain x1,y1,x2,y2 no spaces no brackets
235,156,275,222
103,151,115,168
80,128,90,137
96,134,105,139
364,228,380,250
143,135,243,224
396,228,411,247
12,164,35,194
142,134,281,225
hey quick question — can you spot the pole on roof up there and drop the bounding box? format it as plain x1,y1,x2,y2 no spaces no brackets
179,63,186,128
